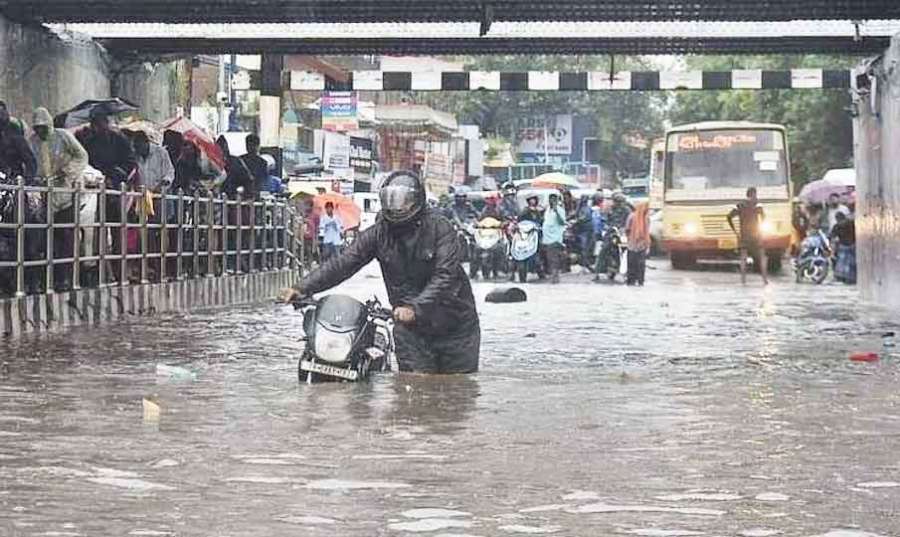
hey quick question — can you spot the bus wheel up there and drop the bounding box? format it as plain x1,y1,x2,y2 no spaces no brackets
766,251,784,274
670,252,695,270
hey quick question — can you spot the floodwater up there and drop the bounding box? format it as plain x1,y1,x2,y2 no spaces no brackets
1,261,899,537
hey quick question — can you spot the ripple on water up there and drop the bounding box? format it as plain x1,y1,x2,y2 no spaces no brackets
755,493,790,502
855,481,900,489
276,515,338,525
499,525,562,534
565,504,726,516
808,532,889,537
389,519,474,532
519,505,571,513
402,508,472,519
305,479,411,490
627,530,706,537
655,492,742,502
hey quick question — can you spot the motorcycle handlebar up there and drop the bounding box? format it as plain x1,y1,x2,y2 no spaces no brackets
289,297,318,310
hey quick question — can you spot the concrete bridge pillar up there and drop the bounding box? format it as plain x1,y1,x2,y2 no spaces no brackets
854,32,900,311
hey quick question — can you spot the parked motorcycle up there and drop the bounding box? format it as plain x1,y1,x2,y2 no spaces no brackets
509,220,541,283
470,217,507,280
594,226,625,281
794,229,831,284
294,294,395,383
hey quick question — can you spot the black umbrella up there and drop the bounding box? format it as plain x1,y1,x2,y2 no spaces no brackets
54,98,139,129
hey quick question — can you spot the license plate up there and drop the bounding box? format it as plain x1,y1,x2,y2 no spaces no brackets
718,238,738,250
300,360,359,381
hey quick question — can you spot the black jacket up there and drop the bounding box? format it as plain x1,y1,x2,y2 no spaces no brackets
297,208,477,337
0,124,37,179
76,128,137,188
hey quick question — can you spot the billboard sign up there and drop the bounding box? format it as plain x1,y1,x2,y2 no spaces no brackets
517,114,572,155
321,91,358,132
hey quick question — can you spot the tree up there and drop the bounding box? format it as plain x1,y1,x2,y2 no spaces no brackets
408,55,667,178
669,55,857,190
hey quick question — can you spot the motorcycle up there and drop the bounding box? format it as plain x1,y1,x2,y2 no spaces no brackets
794,229,831,284
509,220,541,283
595,226,626,281
469,217,507,280
294,294,395,383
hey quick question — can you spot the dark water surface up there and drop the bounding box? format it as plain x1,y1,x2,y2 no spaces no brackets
2,264,899,537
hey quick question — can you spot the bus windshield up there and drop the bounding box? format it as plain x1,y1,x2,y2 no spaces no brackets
666,129,788,191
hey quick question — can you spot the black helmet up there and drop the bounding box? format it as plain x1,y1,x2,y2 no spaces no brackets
379,171,426,224
502,182,517,196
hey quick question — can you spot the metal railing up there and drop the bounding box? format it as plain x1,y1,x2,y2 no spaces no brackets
0,176,305,298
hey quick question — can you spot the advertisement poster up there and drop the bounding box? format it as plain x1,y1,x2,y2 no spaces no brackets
517,114,573,155
350,137,374,174
321,91,358,132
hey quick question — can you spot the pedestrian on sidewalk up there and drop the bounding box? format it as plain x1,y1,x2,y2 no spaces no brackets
727,187,768,285
542,193,567,284
29,107,88,291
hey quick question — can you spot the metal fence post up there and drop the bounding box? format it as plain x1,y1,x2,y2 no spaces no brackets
184,189,192,280
235,192,243,274
45,179,55,293
206,192,214,277
72,182,82,290
159,187,168,282
139,186,149,285
15,176,25,297
261,198,269,270
98,183,107,286
248,197,256,273
221,194,229,274
119,184,128,286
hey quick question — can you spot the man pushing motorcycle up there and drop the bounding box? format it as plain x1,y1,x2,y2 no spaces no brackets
280,171,480,374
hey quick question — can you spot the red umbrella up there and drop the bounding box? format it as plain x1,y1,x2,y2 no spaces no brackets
314,192,362,230
160,116,226,170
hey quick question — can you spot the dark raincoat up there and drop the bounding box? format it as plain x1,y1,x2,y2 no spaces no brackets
295,208,480,373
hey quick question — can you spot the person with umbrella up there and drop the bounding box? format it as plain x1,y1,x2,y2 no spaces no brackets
824,193,851,235
76,107,137,281
281,171,480,375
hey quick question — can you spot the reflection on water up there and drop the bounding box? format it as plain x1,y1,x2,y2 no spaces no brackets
1,265,899,536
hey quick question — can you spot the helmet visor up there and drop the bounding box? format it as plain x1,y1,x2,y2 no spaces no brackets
379,176,422,223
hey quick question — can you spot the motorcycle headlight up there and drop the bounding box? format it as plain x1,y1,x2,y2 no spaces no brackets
760,220,776,235
314,329,355,364
684,222,699,236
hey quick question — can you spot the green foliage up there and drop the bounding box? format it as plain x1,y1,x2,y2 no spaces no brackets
669,55,857,190
411,55,667,177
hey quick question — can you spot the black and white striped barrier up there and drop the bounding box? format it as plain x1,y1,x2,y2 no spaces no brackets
290,68,851,91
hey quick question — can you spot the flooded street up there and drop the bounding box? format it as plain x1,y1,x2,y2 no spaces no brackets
2,262,899,537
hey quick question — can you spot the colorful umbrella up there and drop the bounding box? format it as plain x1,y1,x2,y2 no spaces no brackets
530,172,582,190
314,192,362,230
160,116,226,170
120,120,162,144
799,170,856,205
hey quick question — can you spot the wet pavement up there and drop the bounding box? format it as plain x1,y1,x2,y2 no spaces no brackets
1,260,899,537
